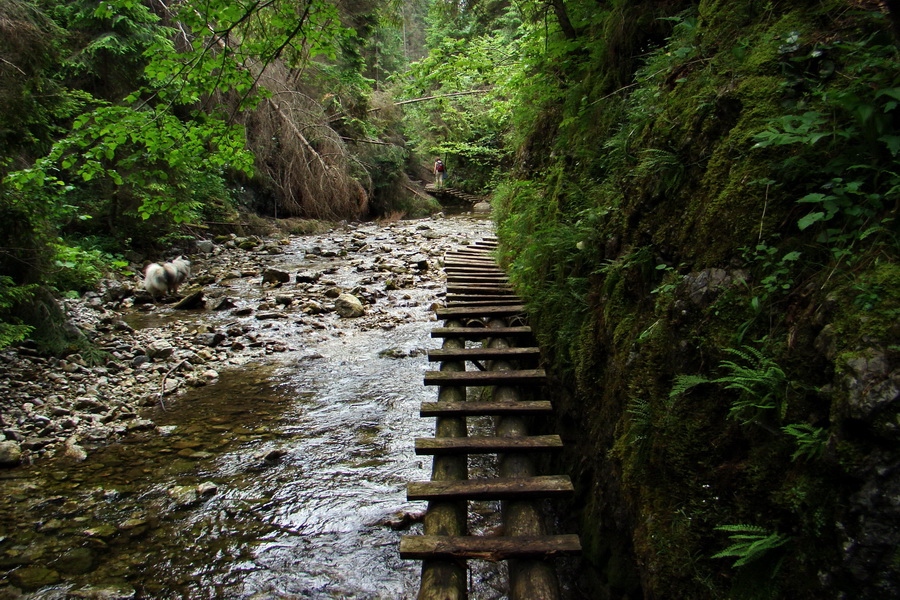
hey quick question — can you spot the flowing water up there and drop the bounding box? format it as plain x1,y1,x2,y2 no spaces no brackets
0,215,509,599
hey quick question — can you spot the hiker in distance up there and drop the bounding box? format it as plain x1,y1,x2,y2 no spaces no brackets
433,157,445,188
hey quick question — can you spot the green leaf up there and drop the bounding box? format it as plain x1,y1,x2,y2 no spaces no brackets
797,212,825,230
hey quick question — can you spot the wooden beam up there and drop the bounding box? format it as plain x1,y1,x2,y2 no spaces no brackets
424,369,546,386
427,347,540,361
431,326,532,339
420,400,552,417
415,435,564,455
407,475,574,501
400,535,582,561
436,305,525,318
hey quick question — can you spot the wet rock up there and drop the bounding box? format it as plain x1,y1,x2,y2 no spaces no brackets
168,485,200,508
335,293,365,318
126,419,155,432
67,584,137,599
83,524,117,538
409,254,430,270
9,566,61,590
197,481,218,496
303,300,327,314
256,311,288,320
206,296,237,310
146,340,174,360
63,436,88,461
54,547,95,575
0,440,22,467
131,354,150,368
173,290,204,310
196,332,225,347
262,268,290,284
473,201,491,214
296,270,322,283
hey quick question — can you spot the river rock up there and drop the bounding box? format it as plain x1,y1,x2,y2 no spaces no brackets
208,296,236,311
196,332,225,347
262,268,290,284
335,293,365,318
473,201,491,214
0,440,22,467
168,485,200,507
9,566,61,590
173,290,204,310
146,340,174,360
196,239,215,253
54,547,95,575
63,436,88,461
296,270,321,283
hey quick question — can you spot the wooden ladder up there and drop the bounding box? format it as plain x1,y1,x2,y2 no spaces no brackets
401,237,581,599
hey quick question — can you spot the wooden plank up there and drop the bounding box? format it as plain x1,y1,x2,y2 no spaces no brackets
446,297,523,306
431,326,532,339
445,285,515,295
420,400,552,416
400,534,582,561
408,475,573,501
436,305,525,318
444,259,497,266
415,435,563,455
446,275,509,284
427,347,540,361
424,369,546,386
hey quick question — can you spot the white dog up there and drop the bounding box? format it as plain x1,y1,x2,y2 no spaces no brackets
143,256,191,297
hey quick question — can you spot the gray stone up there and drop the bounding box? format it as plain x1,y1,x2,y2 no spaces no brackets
296,270,322,283
0,440,22,467
195,332,225,347
262,268,290,284
473,201,491,214
335,293,365,318
146,340,174,360
196,239,215,253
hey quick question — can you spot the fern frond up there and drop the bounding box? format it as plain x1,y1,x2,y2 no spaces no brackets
670,374,710,397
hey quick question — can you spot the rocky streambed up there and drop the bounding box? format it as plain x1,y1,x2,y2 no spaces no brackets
0,214,501,599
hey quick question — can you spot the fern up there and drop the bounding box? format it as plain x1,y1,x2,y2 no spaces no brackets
782,423,827,462
669,374,711,398
669,345,788,426
712,524,790,568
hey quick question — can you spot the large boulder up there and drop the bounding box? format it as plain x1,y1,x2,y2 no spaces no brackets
0,441,22,467
335,293,365,318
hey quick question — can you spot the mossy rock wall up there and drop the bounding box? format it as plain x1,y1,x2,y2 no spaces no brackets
495,2,899,598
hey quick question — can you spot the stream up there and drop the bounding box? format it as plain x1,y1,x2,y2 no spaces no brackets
0,215,508,599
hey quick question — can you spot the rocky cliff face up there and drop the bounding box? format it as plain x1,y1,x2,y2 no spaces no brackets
494,2,900,598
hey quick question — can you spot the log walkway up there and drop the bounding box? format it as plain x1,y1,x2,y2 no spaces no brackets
401,237,581,599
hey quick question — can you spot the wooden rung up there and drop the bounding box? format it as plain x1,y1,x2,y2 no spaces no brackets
424,369,546,386
431,326,532,339
446,276,509,284
446,286,515,295
444,260,497,267
446,297,523,306
415,435,563,455
435,305,525,318
444,266,503,273
427,347,540,361
408,475,573,501
399,534,582,561
419,400,552,417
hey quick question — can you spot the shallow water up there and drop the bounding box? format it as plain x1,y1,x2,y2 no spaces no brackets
0,216,510,599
